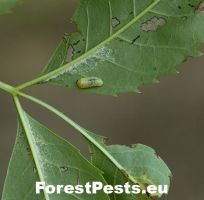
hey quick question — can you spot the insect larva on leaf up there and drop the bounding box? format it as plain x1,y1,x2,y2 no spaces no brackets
76,77,103,89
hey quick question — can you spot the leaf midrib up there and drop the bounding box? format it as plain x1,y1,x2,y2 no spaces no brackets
13,96,50,200
17,91,140,184
17,0,160,90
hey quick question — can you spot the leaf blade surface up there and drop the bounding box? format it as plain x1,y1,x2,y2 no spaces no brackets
2,99,110,200
40,0,204,95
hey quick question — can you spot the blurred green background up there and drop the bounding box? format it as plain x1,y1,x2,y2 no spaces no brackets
0,0,204,199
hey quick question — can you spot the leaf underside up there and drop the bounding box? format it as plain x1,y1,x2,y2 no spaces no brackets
41,0,204,96
87,131,171,200
2,113,110,200
2,110,172,200
0,0,24,15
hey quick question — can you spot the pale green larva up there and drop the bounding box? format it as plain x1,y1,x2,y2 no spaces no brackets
77,77,103,89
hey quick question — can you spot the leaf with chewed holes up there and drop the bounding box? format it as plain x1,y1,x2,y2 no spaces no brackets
87,131,172,199
36,0,204,96
2,99,110,200
0,0,24,15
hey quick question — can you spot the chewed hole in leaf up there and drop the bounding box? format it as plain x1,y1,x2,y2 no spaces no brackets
66,46,74,63
141,17,166,32
73,40,80,46
112,17,120,28
132,35,141,44
188,3,195,8
59,166,69,172
196,1,204,12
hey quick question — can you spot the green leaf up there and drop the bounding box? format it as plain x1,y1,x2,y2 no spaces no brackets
2,97,110,200
0,0,24,15
38,0,204,95
11,90,172,199
15,93,172,199
88,131,172,199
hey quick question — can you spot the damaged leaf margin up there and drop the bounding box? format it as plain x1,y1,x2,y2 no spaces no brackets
15,0,204,96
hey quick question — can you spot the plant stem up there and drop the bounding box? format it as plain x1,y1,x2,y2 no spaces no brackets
0,81,17,94
16,0,160,91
